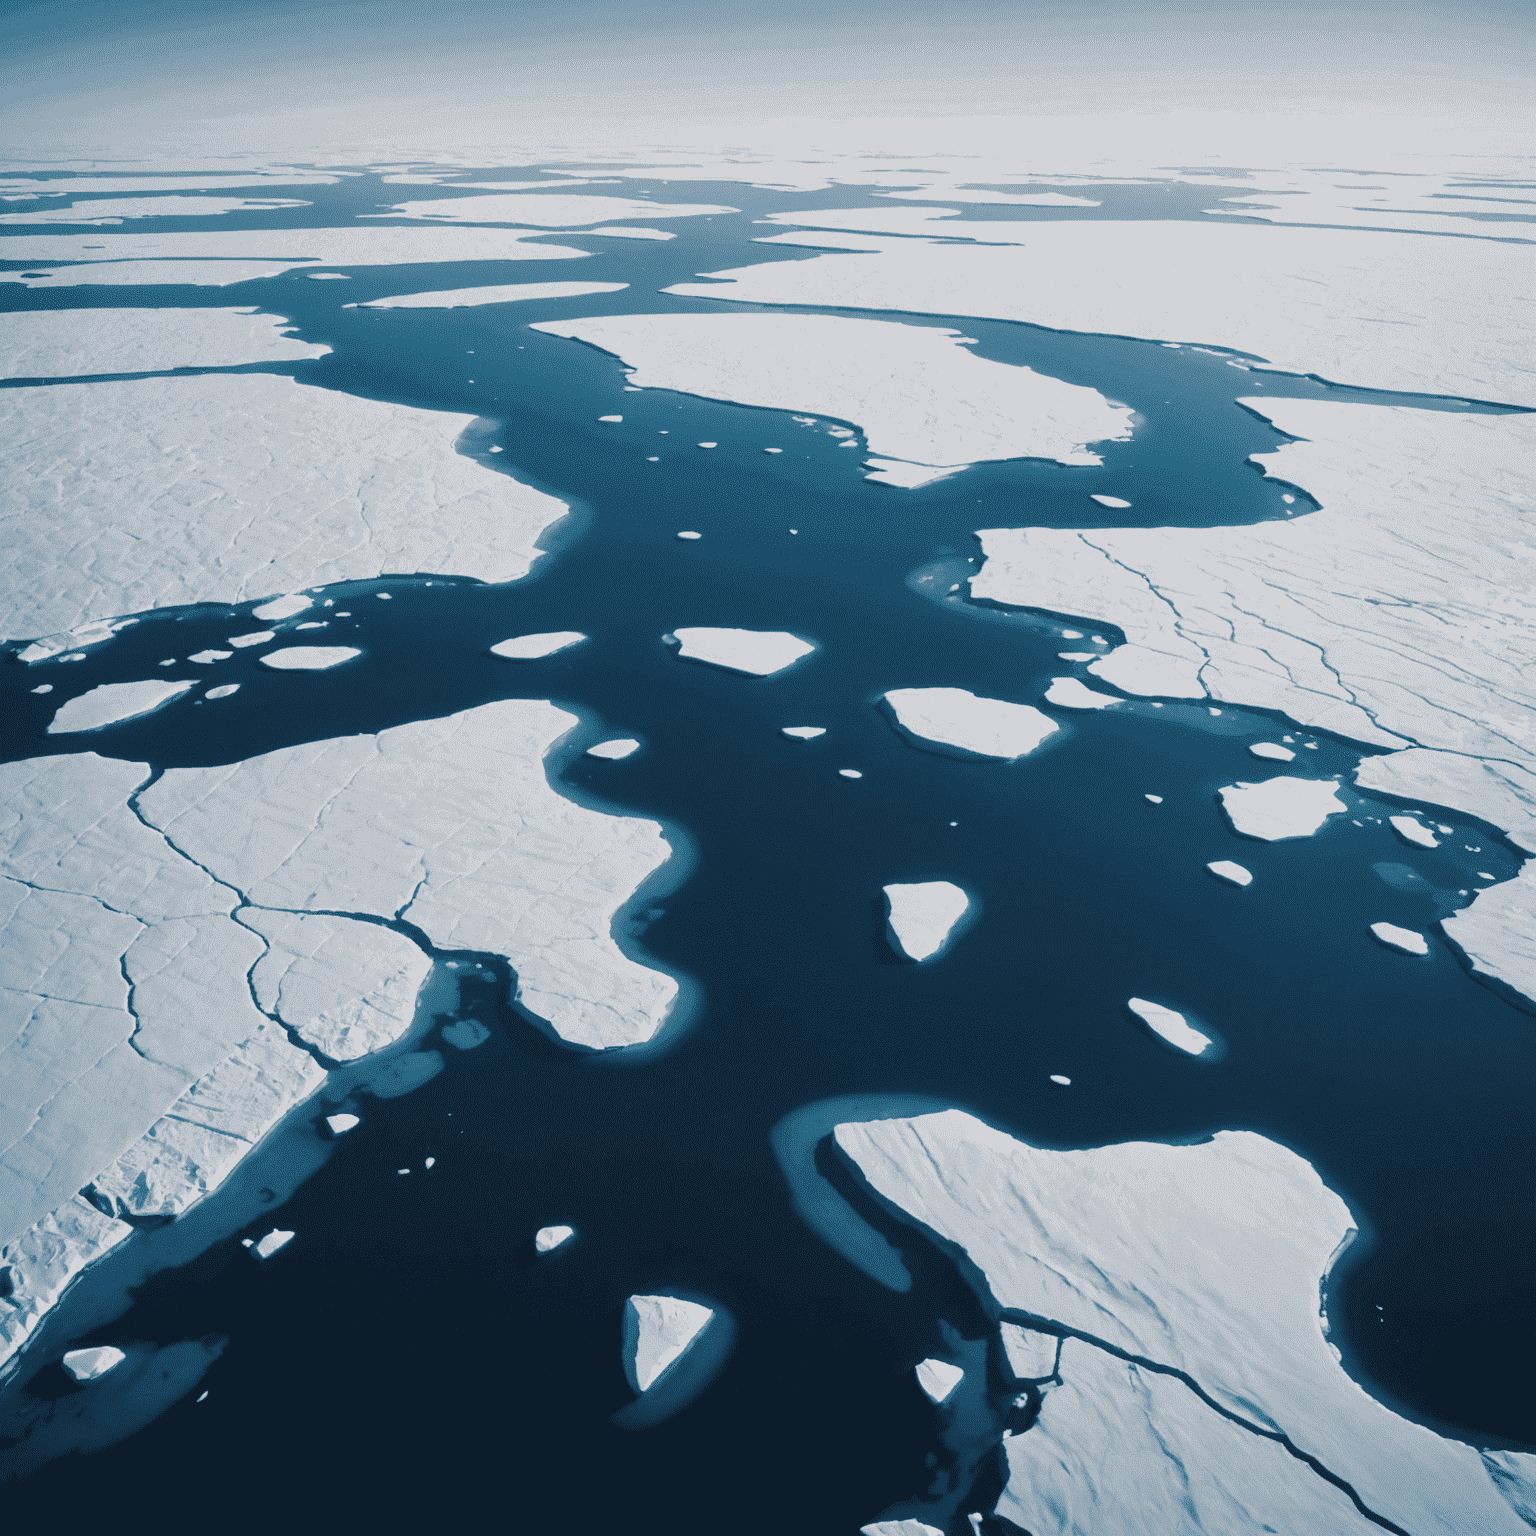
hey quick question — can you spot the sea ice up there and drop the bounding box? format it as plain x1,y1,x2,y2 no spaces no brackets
884,882,970,962
624,1295,715,1393
915,1358,964,1404
1389,815,1439,849
860,1523,944,1536
1250,742,1296,762
1370,922,1430,956
442,1020,490,1049
1050,1074,1071,1086
587,226,676,239
999,1321,1057,1381
375,194,734,226
490,631,588,660
587,739,640,760
1219,777,1347,841
259,646,361,671
676,531,701,539
46,679,193,734
1090,494,1132,508
325,1114,360,1136
1206,860,1253,887
672,627,815,676
535,1225,575,1254
187,650,231,664
251,595,311,621
352,280,627,308
228,630,275,647
251,1229,294,1260
61,1345,126,1382
204,685,239,700
883,687,1058,760
0,196,310,226
1127,998,1213,1056
781,727,826,739
1043,677,1121,711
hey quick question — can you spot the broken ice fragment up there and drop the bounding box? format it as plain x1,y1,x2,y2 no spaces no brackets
47,679,195,734
672,627,814,676
188,649,232,664
1090,494,1132,508
251,594,312,621
883,687,1058,760
1370,922,1429,956
1389,816,1440,849
1145,794,1163,804
839,768,863,779
1249,742,1295,762
1049,1074,1071,1087
587,738,640,759
1044,677,1121,710
1218,777,1347,841
625,1295,715,1393
489,631,587,660
1206,860,1253,887
1000,1322,1057,1381
915,1358,964,1404
884,881,969,962
62,1345,125,1382
696,441,717,449
260,646,361,671
598,414,623,422
535,1224,575,1254
31,684,52,693
251,1229,294,1260
860,1523,944,1536
325,1114,360,1135
442,1019,491,1049
782,726,825,739
227,631,274,648
676,530,702,540
1127,998,1212,1056
205,683,240,700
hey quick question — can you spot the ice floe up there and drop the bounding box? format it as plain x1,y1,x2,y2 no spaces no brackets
1250,742,1296,762
834,1108,1531,1534
999,1321,1058,1381
352,280,627,308
1090,493,1132,508
490,631,587,660
187,649,230,664
251,595,310,621
883,687,1058,760
676,530,701,540
587,739,640,760
1049,1074,1071,1087
374,194,734,227
325,1114,360,1136
1370,922,1430,956
46,679,194,734
260,646,360,671
1389,815,1439,849
1043,677,1121,711
1127,998,1212,1056
860,1523,943,1536
0,196,310,226
250,1229,294,1260
672,627,814,676
535,1225,574,1254
915,1358,964,1404
884,882,969,962
1219,777,1347,841
442,1020,490,1049
1205,860,1253,887
61,1345,126,1382
228,631,274,648
782,726,825,740
587,226,676,240
624,1295,714,1393
530,313,1132,479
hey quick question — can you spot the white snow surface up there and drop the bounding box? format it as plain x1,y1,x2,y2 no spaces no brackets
1370,922,1430,957
46,679,194,734
1219,777,1347,841
252,1228,293,1260
61,1344,125,1381
884,882,969,962
883,687,1058,760
373,194,734,227
1389,815,1439,849
1127,998,1212,1056
535,1224,575,1254
1,307,327,378
625,1295,714,1393
999,1321,1057,1381
1,373,570,641
325,1114,359,1135
587,226,675,240
587,739,640,760
3,261,306,288
251,596,310,621
530,313,1132,476
835,1109,1531,1535
915,1357,964,1404
1206,860,1253,887
352,280,627,308
1043,677,1121,711
1250,742,1296,762
860,1524,943,1536
0,196,310,226
781,727,825,740
673,627,815,676
259,646,361,671
489,631,587,660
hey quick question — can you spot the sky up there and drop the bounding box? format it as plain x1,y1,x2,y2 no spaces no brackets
7,0,1535,153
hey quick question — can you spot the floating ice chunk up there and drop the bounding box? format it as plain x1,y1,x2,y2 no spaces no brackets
1145,794,1163,804
188,649,231,664
260,646,361,671
697,442,717,449
325,1114,360,1135
47,679,194,734
228,630,274,648
884,687,1059,760
587,738,640,760
1206,860,1253,887
1044,677,1121,710
625,1295,715,1394
1219,777,1347,841
251,1229,294,1260
676,531,702,540
205,684,240,700
1000,1322,1057,1381
861,1523,944,1536
535,1224,574,1254
588,226,675,240
1091,494,1132,508
442,1019,491,1050
884,881,969,962
1049,1074,1071,1086
1058,651,1098,661
62,1345,125,1382
1127,998,1212,1056
1371,922,1429,956
765,447,782,453
1061,630,1083,639
1389,815,1440,849
353,281,627,309
840,769,863,779
294,622,326,630
673,627,814,676
598,414,623,423
864,458,959,490
1250,742,1296,762
251,594,312,621
915,1357,964,1404
31,685,52,694
782,726,825,739
489,631,587,660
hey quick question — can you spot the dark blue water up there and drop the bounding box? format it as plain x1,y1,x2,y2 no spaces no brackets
2,168,1533,1527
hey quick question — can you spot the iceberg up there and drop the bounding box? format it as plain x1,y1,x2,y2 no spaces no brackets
883,686,1058,760
781,726,826,739
1127,997,1212,1055
259,646,361,671
587,738,640,760
915,1357,964,1405
535,1225,574,1254
1044,677,1122,711
624,1295,714,1393
884,882,970,962
672,627,815,676
1205,860,1253,887
61,1345,126,1382
46,679,193,734
1389,815,1439,849
1250,742,1296,762
1219,777,1348,841
325,1114,360,1136
250,1229,294,1260
490,631,587,660
352,280,627,309
1370,922,1430,956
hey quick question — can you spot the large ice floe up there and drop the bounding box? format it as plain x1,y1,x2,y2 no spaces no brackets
672,627,815,676
351,280,628,309
46,680,195,734
0,196,310,226
882,687,1058,760
834,1108,1534,1533
1218,777,1348,841
623,1295,715,1394
883,882,970,962
529,313,1132,484
371,194,735,226
1126,997,1213,1056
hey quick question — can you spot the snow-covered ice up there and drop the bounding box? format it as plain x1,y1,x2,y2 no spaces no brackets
860,1523,943,1536
442,1019,490,1049
883,687,1058,760
325,1114,360,1136
374,194,734,227
1206,860,1253,887
1389,815,1439,849
228,630,274,648
624,1295,715,1393
586,226,676,240
259,646,361,671
0,196,310,226
884,882,970,962
1250,742,1296,762
672,627,814,676
251,595,310,621
1090,494,1132,508
1043,677,1121,711
535,1225,575,1254
489,631,587,660
915,1357,964,1404
251,1229,294,1260
1370,922,1430,956
1127,998,1212,1055
61,1345,125,1382
999,1321,1057,1381
187,650,230,664
587,739,640,760
352,280,627,309
781,727,825,739
46,679,193,734
1219,777,1347,841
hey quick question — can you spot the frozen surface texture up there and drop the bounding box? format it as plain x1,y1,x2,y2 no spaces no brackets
1219,777,1348,842
884,882,970,962
353,280,627,308
0,307,326,378
836,1109,1530,1534
46,680,194,734
530,313,1132,476
624,1294,715,1393
673,627,815,676
883,688,1058,760
2,373,569,641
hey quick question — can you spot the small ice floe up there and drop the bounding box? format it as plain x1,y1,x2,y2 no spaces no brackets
587,738,640,759
884,881,969,962
47,679,194,734
598,414,623,422
1249,742,1296,762
62,1346,126,1383
1049,1074,1071,1087
251,593,312,621
260,646,362,671
883,687,1058,760
1206,860,1253,887
625,1295,715,1394
1218,776,1347,841
308,272,349,279
697,441,717,449
188,649,232,664
1000,1322,1058,1382
1282,493,1295,504
915,1358,964,1405
676,530,702,540
839,769,863,779
1127,997,1212,1056
205,684,240,700
535,1224,575,1254
295,622,327,630
1044,677,1122,711
1058,651,1098,661
1061,630,1083,639
672,627,814,676
425,1157,435,1168
250,1229,294,1260
1389,815,1440,849
863,458,956,489
1370,922,1429,956
31,684,51,694
442,1019,491,1049
860,1522,944,1536
489,631,587,660
1145,794,1164,804
764,447,782,454
1090,494,1132,508
325,1113,360,1136
397,1168,410,1175
227,630,275,649
782,726,826,740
